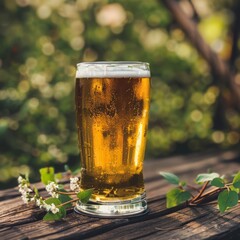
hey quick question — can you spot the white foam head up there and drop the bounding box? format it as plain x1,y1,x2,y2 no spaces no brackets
76,61,150,78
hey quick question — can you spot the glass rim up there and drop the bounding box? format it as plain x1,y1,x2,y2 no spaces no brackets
77,61,149,67
76,61,150,78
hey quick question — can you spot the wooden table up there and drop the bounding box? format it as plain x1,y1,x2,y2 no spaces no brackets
1,151,240,239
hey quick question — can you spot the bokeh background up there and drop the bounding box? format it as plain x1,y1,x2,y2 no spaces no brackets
1,0,240,189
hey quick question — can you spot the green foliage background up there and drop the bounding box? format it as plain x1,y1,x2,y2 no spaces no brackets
0,0,239,188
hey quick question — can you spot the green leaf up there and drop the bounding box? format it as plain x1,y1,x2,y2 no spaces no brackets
218,190,238,213
58,190,73,209
43,212,61,221
210,177,225,188
230,185,240,194
233,172,240,188
39,167,55,185
159,172,180,185
233,182,240,189
77,189,94,204
54,173,62,182
166,188,191,208
43,198,66,221
45,197,62,205
59,206,66,218
196,173,219,184
43,197,66,221
43,206,66,221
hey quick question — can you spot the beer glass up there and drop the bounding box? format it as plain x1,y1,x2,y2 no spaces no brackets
75,61,150,217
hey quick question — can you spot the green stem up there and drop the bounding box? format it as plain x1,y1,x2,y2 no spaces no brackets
58,198,78,207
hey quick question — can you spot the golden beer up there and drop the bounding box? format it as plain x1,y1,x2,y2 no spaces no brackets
75,62,150,217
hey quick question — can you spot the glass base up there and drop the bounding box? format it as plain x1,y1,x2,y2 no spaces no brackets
74,193,148,218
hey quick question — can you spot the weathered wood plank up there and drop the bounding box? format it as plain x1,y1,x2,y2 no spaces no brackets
0,151,239,240
4,195,240,240
86,203,240,240
0,227,29,239
0,197,168,239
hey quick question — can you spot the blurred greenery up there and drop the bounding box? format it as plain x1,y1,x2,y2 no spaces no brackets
0,0,239,188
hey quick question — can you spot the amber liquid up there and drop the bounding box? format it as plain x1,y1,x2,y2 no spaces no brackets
75,77,150,202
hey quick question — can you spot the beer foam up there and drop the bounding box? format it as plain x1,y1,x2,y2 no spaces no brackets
76,61,150,78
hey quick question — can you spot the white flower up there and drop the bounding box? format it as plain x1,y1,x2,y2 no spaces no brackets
36,197,44,208
18,176,24,184
18,176,33,204
45,204,51,211
46,182,59,198
70,177,80,192
51,192,58,198
43,201,51,211
42,202,59,214
21,191,32,204
21,195,29,204
19,185,28,194
35,196,47,209
50,204,59,214
19,185,32,195
36,199,41,206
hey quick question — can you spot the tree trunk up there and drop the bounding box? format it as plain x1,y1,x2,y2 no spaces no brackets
160,0,240,113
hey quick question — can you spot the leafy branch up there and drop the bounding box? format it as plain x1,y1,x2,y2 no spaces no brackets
18,166,93,221
160,171,240,213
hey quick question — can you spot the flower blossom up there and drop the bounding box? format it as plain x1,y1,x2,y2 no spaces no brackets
50,203,60,214
18,176,24,184
18,175,33,204
42,202,60,214
35,197,45,208
46,182,59,198
70,177,80,192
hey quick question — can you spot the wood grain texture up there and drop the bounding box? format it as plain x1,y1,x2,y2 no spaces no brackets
0,151,239,239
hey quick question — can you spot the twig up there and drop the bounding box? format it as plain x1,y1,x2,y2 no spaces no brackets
189,186,225,205
58,198,78,207
57,191,76,195
198,187,222,198
190,181,209,203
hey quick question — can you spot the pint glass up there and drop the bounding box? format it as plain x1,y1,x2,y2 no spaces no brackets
75,61,150,217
